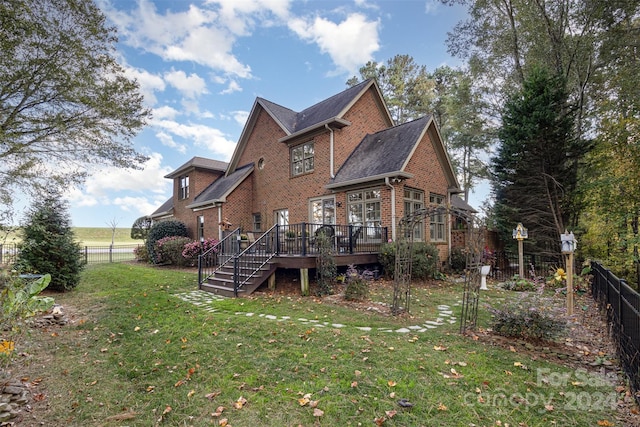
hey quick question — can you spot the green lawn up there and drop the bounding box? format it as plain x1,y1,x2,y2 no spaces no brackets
3,227,143,246
15,264,621,426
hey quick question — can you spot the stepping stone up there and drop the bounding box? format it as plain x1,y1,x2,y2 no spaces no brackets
437,305,451,310
425,324,437,329
408,325,422,330
440,310,454,316
332,324,345,328
265,315,277,320
425,320,442,326
356,327,372,331
395,328,411,333
245,313,255,316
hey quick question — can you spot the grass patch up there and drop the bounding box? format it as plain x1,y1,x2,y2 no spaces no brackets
16,264,619,426
3,227,143,246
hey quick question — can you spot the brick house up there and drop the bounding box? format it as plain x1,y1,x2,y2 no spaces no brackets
150,79,466,293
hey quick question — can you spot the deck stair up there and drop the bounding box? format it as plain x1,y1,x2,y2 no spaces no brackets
201,253,276,297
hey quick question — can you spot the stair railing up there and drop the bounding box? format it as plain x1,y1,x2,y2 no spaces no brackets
233,224,278,296
198,228,240,287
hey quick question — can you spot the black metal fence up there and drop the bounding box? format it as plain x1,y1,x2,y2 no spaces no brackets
591,261,640,406
490,250,562,281
0,243,142,266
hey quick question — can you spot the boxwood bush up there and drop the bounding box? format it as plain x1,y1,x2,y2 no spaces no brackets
146,220,188,264
378,241,439,280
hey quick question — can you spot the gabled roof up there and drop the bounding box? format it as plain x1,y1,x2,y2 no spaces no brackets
327,116,430,188
165,156,228,179
186,163,254,210
226,79,393,175
150,197,174,219
327,115,460,191
451,195,477,213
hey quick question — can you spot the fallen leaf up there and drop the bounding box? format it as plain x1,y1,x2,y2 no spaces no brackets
434,345,447,351
205,391,221,400
134,326,140,332
437,402,448,411
545,404,554,411
374,416,386,426
597,421,614,427
387,380,396,387
298,397,310,406
146,385,155,392
162,406,172,415
313,408,324,417
385,410,397,418
218,418,228,426
187,389,195,398
351,381,358,388
211,406,225,417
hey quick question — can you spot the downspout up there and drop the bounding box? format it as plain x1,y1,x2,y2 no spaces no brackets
385,177,396,241
325,124,335,178
447,192,452,266
217,204,223,240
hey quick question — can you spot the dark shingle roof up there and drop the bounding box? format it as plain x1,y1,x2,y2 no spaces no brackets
150,197,174,218
189,163,254,207
330,116,431,185
261,79,372,135
165,156,228,179
451,195,477,213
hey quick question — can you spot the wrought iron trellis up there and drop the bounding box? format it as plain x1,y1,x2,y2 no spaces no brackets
392,203,486,334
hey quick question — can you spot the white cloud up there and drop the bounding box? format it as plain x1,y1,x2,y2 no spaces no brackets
164,69,208,99
220,80,242,95
152,105,180,120
122,65,165,105
153,120,237,160
113,196,166,216
105,0,291,79
232,110,249,126
289,13,380,75
156,131,187,154
424,0,441,15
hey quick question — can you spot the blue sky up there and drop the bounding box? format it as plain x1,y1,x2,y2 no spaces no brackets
65,0,482,228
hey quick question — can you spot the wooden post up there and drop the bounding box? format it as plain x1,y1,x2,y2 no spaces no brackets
300,268,309,296
566,252,574,315
268,272,276,291
518,239,524,278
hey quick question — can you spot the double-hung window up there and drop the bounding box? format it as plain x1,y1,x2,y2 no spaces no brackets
429,193,446,242
404,189,424,240
291,141,314,176
179,175,189,199
310,197,335,225
347,189,381,239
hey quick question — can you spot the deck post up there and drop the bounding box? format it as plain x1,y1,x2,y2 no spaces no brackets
300,268,309,296
268,272,276,290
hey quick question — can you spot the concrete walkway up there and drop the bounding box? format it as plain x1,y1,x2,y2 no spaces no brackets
174,289,459,333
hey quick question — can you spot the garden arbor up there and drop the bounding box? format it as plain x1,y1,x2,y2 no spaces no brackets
392,204,486,333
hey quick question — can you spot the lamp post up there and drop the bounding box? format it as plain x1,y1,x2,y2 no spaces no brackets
561,230,577,316
512,223,528,278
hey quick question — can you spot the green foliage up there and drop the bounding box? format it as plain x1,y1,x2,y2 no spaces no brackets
501,276,538,292
492,67,581,253
0,272,54,371
146,220,188,264
154,236,192,267
133,245,150,263
449,247,466,271
0,0,150,208
16,193,84,292
343,264,371,301
378,241,439,280
130,216,152,242
489,294,566,341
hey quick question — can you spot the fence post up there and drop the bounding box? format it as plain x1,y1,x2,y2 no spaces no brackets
0,244,3,265
109,244,113,263
84,246,88,264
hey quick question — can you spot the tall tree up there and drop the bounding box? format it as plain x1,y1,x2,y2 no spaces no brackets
347,55,435,124
348,58,491,201
580,6,640,285
16,190,84,292
492,67,580,253
0,0,150,207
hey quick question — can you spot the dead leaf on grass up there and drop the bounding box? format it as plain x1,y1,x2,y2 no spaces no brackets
313,408,324,417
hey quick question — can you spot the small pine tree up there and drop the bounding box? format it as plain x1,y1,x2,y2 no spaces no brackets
16,192,84,292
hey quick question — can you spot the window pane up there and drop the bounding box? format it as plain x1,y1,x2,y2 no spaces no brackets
292,147,302,161
304,157,314,172
348,192,362,202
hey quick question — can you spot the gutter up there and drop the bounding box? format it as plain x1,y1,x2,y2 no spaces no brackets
325,124,335,178
385,177,396,241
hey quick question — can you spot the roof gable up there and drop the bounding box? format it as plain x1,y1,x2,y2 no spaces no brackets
227,79,393,174
328,115,460,191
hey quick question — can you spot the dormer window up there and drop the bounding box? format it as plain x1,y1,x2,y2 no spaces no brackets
179,175,189,199
291,141,314,176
